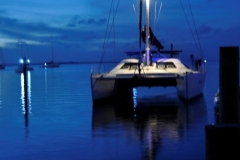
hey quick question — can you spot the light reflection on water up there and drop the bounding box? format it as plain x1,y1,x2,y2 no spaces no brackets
133,87,137,109
21,71,32,115
92,90,207,159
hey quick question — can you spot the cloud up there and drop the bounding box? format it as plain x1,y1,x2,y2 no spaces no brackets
0,13,110,49
198,24,213,34
66,15,107,27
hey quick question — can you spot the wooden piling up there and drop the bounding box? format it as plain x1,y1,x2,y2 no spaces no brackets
205,46,240,160
219,46,240,124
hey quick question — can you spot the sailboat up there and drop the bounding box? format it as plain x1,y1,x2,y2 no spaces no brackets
0,47,5,69
90,0,206,104
15,43,33,73
40,35,60,68
15,57,33,73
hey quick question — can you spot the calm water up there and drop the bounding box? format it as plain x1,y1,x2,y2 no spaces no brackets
0,61,219,160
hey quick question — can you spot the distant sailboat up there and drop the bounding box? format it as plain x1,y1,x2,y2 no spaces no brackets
15,43,33,73
0,47,5,69
15,57,33,73
40,35,60,68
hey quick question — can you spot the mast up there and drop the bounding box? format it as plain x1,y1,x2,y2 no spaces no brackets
145,0,150,66
0,47,4,65
51,35,53,62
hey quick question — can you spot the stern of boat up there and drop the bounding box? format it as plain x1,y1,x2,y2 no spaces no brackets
90,73,134,104
177,72,206,100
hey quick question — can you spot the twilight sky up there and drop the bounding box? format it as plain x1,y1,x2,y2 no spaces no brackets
0,0,239,64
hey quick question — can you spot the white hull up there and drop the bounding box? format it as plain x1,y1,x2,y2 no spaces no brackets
90,59,206,103
177,72,206,99
91,74,205,102
91,74,116,100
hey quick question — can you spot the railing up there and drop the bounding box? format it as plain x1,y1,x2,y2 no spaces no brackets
91,64,116,74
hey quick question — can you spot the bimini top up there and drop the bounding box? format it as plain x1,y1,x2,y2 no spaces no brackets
158,50,182,54
125,50,182,55
125,50,182,58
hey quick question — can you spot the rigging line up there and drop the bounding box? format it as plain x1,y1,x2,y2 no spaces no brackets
157,2,162,22
132,3,141,57
139,0,143,49
104,0,120,53
154,1,157,33
132,3,140,48
100,0,120,64
151,1,163,49
132,4,138,20
150,1,157,46
98,0,114,72
113,0,116,57
132,5,139,24
179,0,201,56
156,2,162,36
151,1,161,41
188,0,204,59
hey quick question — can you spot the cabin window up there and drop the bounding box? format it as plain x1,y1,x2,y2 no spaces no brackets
157,63,165,69
120,63,138,70
121,64,129,69
166,63,175,68
156,62,176,69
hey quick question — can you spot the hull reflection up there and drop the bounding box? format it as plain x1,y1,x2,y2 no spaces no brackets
92,93,207,159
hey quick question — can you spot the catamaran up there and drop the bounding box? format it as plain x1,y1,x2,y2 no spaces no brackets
90,0,206,104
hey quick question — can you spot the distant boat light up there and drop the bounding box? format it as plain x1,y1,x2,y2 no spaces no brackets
44,63,47,66
27,59,30,63
204,60,207,63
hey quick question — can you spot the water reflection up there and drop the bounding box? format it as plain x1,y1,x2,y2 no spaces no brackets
92,92,207,159
20,71,32,127
44,69,48,103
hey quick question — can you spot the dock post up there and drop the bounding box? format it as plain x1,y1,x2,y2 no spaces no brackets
205,46,240,160
219,47,240,124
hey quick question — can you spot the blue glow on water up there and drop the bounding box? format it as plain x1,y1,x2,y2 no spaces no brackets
0,62,219,159
132,88,137,108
